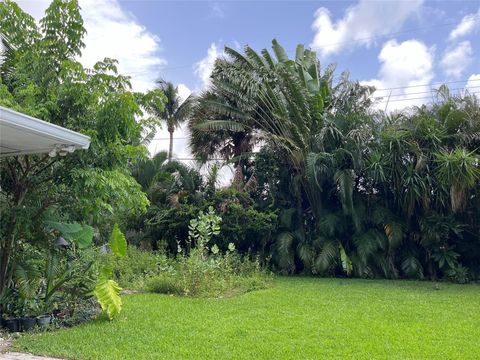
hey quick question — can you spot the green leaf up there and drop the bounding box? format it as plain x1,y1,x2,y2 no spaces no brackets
94,269,122,320
71,226,94,249
44,220,83,234
109,223,127,257
44,220,94,249
272,39,289,64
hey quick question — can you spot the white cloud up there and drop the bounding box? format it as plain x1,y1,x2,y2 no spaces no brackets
449,9,480,41
465,74,480,92
80,0,165,92
194,43,223,90
362,39,435,111
209,2,226,19
310,0,424,58
16,0,166,92
440,41,473,79
177,84,192,103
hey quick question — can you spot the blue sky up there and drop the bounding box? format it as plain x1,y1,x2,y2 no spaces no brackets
14,0,480,164
118,0,479,93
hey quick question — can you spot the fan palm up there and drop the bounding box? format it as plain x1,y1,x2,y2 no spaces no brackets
188,57,263,190
132,151,202,205
192,39,383,274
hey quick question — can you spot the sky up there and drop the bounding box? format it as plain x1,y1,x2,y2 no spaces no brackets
10,0,480,177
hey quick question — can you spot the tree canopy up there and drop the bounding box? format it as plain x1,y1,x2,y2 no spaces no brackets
0,0,164,293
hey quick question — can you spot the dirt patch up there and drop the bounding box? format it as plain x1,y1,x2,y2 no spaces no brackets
0,333,12,354
121,289,144,295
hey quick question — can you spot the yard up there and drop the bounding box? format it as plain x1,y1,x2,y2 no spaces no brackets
14,277,480,359
2,2,480,360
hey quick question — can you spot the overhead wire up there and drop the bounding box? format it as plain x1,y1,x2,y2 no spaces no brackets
373,85,480,99
372,78,480,92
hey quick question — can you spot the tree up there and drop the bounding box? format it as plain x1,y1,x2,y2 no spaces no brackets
132,150,202,205
152,80,192,161
192,39,378,273
188,57,261,190
0,0,163,294
190,39,480,279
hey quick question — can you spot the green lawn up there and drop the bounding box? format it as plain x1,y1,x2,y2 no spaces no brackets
15,277,480,359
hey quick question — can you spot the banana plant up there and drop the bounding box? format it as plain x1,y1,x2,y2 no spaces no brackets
44,221,127,320
94,223,127,320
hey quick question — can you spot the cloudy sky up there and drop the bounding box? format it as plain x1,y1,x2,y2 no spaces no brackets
13,0,480,169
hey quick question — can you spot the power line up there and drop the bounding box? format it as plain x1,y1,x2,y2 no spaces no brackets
376,91,480,104
118,18,480,78
373,85,480,99
152,137,189,140
373,78,480,92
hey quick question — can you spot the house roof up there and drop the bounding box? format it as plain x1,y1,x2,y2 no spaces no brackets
0,106,90,157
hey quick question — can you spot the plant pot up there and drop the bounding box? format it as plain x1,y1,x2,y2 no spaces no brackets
4,318,20,332
21,317,37,331
36,314,51,328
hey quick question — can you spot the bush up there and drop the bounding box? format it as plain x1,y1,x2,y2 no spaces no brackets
146,252,271,298
145,208,272,297
144,190,278,257
145,274,182,295
446,265,470,284
108,247,172,289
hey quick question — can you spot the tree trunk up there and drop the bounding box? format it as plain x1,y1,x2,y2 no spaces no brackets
232,165,244,191
168,126,174,162
0,182,26,295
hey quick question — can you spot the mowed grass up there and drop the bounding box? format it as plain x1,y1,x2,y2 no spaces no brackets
15,277,480,359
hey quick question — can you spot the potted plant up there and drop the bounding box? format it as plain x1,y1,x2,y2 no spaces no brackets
36,299,53,328
3,316,21,332
0,290,22,332
36,313,51,328
20,298,39,331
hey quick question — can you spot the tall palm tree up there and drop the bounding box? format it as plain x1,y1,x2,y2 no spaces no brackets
188,67,259,190
192,39,385,274
152,80,193,161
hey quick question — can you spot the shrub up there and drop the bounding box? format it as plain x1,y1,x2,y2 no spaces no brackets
146,253,271,298
446,265,470,284
145,208,272,297
145,274,182,295
108,247,172,289
144,190,278,257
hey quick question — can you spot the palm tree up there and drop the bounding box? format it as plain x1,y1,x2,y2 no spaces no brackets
188,58,261,190
131,150,202,205
191,39,384,274
151,80,193,161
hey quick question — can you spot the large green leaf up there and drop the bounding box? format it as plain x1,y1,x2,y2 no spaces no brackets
71,226,94,249
109,223,127,257
94,268,122,320
272,39,289,64
44,220,94,249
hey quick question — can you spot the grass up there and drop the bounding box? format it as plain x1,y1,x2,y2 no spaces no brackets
14,277,480,359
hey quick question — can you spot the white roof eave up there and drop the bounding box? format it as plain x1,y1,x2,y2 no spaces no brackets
0,106,91,157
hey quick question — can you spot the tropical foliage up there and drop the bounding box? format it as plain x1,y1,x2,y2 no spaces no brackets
190,39,480,280
1,0,480,336
0,0,159,320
